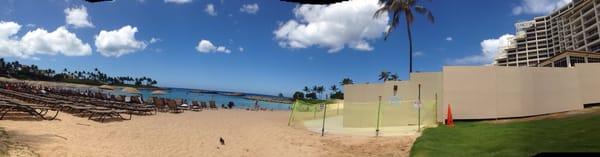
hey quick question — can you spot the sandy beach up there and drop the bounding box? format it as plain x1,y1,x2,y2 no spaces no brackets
1,110,416,157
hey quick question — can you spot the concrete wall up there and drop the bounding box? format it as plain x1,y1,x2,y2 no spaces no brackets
344,63,600,125
443,66,584,120
575,64,600,104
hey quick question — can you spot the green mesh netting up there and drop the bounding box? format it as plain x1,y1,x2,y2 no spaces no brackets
288,98,438,136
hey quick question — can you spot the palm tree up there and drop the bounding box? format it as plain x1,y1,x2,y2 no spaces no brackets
316,86,325,99
330,85,338,93
378,71,391,82
388,73,399,81
375,0,434,74
303,86,311,94
340,78,354,85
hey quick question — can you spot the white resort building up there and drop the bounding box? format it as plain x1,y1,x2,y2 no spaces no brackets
495,0,600,67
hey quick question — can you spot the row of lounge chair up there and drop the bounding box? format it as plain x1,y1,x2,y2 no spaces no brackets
0,81,239,122
0,95,59,120
0,86,136,122
151,97,222,113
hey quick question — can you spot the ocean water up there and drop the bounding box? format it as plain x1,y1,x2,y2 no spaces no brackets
112,88,291,110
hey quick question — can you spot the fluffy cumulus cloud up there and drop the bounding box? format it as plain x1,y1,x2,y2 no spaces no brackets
196,40,231,54
446,37,453,41
205,4,217,16
95,25,147,57
64,6,94,28
274,0,388,53
449,34,515,65
240,3,259,14
513,0,572,15
0,21,92,59
164,0,192,4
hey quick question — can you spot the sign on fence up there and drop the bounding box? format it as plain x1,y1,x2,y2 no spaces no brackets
413,100,422,109
388,96,401,105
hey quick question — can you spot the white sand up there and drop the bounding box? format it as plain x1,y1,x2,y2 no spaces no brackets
0,110,416,157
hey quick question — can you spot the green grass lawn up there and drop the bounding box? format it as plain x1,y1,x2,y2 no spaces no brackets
410,111,600,157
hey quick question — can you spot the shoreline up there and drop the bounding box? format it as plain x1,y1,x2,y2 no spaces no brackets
243,95,294,104
0,77,286,101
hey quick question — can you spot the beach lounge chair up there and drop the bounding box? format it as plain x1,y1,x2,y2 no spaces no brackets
166,99,183,113
200,101,208,109
175,99,188,110
115,103,155,115
153,97,167,112
191,101,201,111
209,101,217,110
88,108,131,123
0,100,60,120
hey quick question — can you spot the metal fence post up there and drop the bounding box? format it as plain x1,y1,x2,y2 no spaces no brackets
418,84,421,132
376,96,382,137
321,103,327,136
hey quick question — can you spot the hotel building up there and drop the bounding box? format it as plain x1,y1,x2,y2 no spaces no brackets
495,0,600,67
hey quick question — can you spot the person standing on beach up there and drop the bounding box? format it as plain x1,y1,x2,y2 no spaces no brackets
254,100,260,111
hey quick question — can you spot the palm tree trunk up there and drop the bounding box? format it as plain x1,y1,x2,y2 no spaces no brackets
405,17,413,73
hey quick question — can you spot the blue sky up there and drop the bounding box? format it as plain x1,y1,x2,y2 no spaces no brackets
0,0,571,95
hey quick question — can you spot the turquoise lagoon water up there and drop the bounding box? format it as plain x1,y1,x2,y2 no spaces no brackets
111,88,291,110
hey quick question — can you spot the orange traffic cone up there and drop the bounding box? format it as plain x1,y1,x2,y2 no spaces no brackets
446,104,454,127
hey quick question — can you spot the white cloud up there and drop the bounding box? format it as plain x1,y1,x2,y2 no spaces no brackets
512,0,571,15
149,37,160,44
164,0,192,4
413,51,424,57
238,47,244,52
0,21,92,59
446,37,453,41
20,27,92,57
95,25,147,57
205,4,217,16
196,39,230,53
64,6,94,28
0,21,20,39
449,34,515,65
240,3,259,14
274,0,388,53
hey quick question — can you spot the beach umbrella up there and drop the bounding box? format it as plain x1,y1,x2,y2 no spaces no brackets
152,90,166,95
99,85,115,90
122,87,141,94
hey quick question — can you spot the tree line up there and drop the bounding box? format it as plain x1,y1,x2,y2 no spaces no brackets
292,77,353,100
0,58,158,87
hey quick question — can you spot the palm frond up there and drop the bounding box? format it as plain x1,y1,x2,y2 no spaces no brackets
414,5,435,23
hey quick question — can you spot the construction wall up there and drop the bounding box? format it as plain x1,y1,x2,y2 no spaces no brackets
443,66,579,119
344,63,600,125
443,63,600,120
575,64,600,104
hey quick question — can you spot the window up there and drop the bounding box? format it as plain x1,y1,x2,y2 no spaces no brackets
588,57,600,63
554,58,568,67
570,56,585,66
